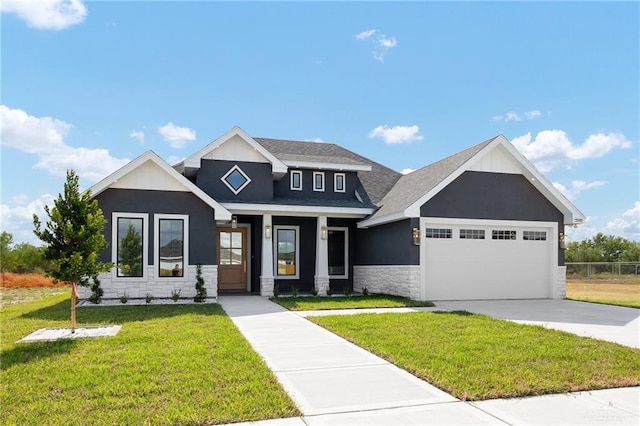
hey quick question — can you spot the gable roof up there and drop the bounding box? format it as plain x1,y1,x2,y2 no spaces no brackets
254,137,402,204
87,151,232,221
359,135,586,228
176,126,288,177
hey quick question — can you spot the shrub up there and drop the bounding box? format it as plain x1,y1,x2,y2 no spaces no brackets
119,292,129,304
291,286,298,298
145,293,153,304
88,275,104,304
273,283,279,298
193,264,207,302
362,286,369,296
171,289,181,302
311,287,318,297
343,285,351,296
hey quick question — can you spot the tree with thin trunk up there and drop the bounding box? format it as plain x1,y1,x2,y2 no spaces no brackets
33,170,112,332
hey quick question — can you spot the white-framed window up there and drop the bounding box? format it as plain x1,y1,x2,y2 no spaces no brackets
112,212,148,280
290,170,302,191
154,214,189,280
523,231,547,241
328,227,348,279
221,165,252,195
313,171,325,192
334,173,346,193
425,228,452,239
274,225,300,279
460,229,485,239
492,230,516,240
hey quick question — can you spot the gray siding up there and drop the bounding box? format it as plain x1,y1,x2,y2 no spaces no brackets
420,171,565,265
95,188,217,265
354,219,420,266
273,170,361,201
196,159,273,202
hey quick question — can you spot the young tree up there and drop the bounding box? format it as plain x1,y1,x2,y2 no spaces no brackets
33,170,112,332
0,231,15,274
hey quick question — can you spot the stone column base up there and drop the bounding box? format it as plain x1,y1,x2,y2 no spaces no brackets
260,276,274,297
314,275,330,296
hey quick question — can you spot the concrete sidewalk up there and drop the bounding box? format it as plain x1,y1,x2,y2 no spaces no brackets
219,296,639,425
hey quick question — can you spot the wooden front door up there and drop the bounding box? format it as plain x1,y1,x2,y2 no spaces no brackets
218,227,248,291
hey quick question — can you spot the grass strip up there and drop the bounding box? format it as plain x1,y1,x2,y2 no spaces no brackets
567,297,640,309
271,294,434,311
1,294,299,425
310,311,640,401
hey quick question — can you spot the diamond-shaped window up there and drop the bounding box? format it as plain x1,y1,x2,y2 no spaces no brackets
221,165,251,195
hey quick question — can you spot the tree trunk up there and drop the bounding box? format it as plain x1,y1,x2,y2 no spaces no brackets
71,284,76,333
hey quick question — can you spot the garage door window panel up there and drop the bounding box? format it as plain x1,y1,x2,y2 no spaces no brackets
425,228,452,239
460,229,485,240
492,230,516,240
523,231,547,241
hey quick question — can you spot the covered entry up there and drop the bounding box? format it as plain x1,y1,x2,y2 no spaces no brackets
421,219,558,300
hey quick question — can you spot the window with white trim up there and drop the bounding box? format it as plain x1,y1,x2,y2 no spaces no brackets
313,171,325,192
221,165,251,195
523,231,547,241
274,226,299,279
113,212,148,279
328,227,348,278
460,229,485,239
290,170,302,191
334,173,346,193
155,214,189,278
425,228,452,239
492,230,516,240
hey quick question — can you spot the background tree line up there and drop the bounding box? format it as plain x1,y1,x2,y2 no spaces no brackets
565,233,640,263
0,231,54,274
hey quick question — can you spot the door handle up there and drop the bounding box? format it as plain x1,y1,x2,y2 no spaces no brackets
243,260,247,273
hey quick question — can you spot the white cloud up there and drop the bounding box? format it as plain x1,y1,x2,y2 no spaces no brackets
606,201,640,241
493,109,542,122
355,29,376,40
0,194,55,245
524,110,542,119
129,130,144,144
505,112,521,122
158,122,196,149
0,104,129,182
369,125,423,144
1,0,87,30
552,180,606,201
400,168,416,175
305,137,325,143
166,155,184,165
356,29,397,61
512,130,632,172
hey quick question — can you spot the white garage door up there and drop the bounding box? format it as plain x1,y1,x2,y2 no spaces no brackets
422,219,556,300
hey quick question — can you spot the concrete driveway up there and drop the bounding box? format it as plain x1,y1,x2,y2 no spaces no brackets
435,299,640,348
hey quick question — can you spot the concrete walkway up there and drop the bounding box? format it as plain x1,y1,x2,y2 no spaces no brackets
219,296,639,425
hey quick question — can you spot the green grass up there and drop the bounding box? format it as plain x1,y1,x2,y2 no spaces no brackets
310,311,640,401
567,297,640,309
271,294,434,311
1,294,299,425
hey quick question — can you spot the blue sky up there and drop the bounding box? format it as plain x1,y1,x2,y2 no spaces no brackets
1,1,638,244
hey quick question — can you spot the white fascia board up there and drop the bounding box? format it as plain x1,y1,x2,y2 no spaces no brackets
282,160,372,172
404,137,503,218
497,139,586,225
87,150,232,221
357,212,407,229
220,202,374,218
182,126,288,174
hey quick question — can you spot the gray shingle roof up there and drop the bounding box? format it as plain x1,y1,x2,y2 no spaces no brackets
368,136,498,221
254,137,401,204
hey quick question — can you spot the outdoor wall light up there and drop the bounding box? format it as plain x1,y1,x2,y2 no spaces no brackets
265,224,271,239
412,227,421,246
231,216,238,229
321,225,328,240
559,233,567,249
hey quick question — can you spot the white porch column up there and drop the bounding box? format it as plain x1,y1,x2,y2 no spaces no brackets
314,215,330,296
260,214,274,297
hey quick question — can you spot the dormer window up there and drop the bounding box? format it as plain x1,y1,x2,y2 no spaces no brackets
313,172,325,192
334,173,346,193
290,170,302,191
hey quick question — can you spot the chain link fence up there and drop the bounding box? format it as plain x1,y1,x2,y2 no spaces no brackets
566,262,640,280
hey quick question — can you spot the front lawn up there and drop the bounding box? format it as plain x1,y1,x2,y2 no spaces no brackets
271,294,434,311
310,311,640,401
1,294,299,425
567,281,640,308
